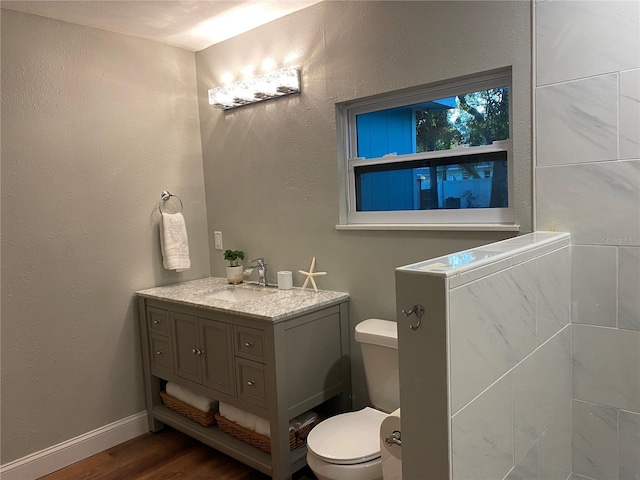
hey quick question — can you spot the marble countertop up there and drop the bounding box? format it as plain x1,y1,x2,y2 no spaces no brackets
136,277,349,322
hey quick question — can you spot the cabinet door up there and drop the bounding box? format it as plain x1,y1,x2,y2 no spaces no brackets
172,312,200,383
200,318,235,396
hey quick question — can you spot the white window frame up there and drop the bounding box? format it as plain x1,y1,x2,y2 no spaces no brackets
336,69,518,231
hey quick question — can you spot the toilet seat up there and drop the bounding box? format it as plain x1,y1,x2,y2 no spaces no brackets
306,407,388,465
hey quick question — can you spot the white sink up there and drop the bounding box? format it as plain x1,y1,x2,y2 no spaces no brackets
201,286,276,303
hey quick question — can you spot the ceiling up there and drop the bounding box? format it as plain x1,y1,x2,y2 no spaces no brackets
0,0,323,51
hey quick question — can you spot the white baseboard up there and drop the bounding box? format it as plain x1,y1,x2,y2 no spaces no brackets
0,411,148,480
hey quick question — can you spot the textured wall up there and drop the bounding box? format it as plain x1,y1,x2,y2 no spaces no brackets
1,10,210,463
534,1,640,479
195,0,532,407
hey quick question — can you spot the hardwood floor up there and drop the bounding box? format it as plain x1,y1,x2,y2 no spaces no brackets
39,427,317,480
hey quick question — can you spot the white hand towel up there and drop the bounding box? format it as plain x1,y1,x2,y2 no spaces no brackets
219,403,315,437
219,402,272,437
166,382,217,413
290,410,319,430
160,212,190,271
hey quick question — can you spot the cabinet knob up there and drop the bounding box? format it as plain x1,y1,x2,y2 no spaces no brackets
155,350,163,355
198,350,204,355
244,342,253,348
247,381,255,386
192,348,198,354
153,320,160,324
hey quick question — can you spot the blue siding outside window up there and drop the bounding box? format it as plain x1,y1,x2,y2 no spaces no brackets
356,108,415,211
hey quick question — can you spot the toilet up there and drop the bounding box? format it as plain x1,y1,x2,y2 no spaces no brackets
306,319,398,480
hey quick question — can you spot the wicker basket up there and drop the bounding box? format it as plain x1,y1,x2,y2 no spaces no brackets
160,392,217,427
215,413,299,453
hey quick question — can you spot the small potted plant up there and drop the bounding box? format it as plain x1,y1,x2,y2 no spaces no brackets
224,249,245,284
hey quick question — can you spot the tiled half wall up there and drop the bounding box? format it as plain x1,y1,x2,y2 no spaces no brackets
397,232,573,479
449,243,572,480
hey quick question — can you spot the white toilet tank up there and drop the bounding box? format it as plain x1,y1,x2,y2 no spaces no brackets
355,319,399,413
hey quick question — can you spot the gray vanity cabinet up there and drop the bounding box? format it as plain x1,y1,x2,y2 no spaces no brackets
172,312,235,397
136,292,351,480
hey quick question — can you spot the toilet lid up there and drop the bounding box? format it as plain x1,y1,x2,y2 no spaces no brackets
306,407,387,465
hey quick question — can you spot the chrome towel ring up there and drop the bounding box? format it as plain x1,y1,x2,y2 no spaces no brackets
159,191,183,214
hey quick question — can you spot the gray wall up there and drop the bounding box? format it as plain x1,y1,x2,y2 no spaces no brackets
1,10,210,463
195,0,532,407
534,2,640,479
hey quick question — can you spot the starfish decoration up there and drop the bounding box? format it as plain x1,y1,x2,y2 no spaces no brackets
298,257,327,293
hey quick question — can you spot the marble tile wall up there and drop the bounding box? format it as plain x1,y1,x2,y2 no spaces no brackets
571,400,640,480
449,246,570,413
536,161,640,246
571,246,617,327
535,1,640,479
572,400,619,480
573,325,640,414
536,74,619,166
618,410,640,480
449,246,571,479
535,1,640,86
618,248,640,331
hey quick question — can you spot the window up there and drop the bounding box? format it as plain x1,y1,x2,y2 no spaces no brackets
337,69,515,229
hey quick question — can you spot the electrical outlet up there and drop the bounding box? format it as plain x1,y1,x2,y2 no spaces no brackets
213,231,223,250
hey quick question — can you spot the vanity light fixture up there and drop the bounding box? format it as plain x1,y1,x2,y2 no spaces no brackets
208,67,300,110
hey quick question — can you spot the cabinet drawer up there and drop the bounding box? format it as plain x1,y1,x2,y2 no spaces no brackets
234,326,265,363
147,307,169,336
236,358,266,407
150,334,173,373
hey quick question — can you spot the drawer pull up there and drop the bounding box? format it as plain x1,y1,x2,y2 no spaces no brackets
192,348,204,355
244,341,253,347
247,381,255,387
153,320,160,324
155,350,163,355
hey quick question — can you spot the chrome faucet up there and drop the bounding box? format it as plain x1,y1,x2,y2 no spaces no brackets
243,257,268,286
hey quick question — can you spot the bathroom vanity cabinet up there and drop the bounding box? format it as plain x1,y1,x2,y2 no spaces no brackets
137,278,351,480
